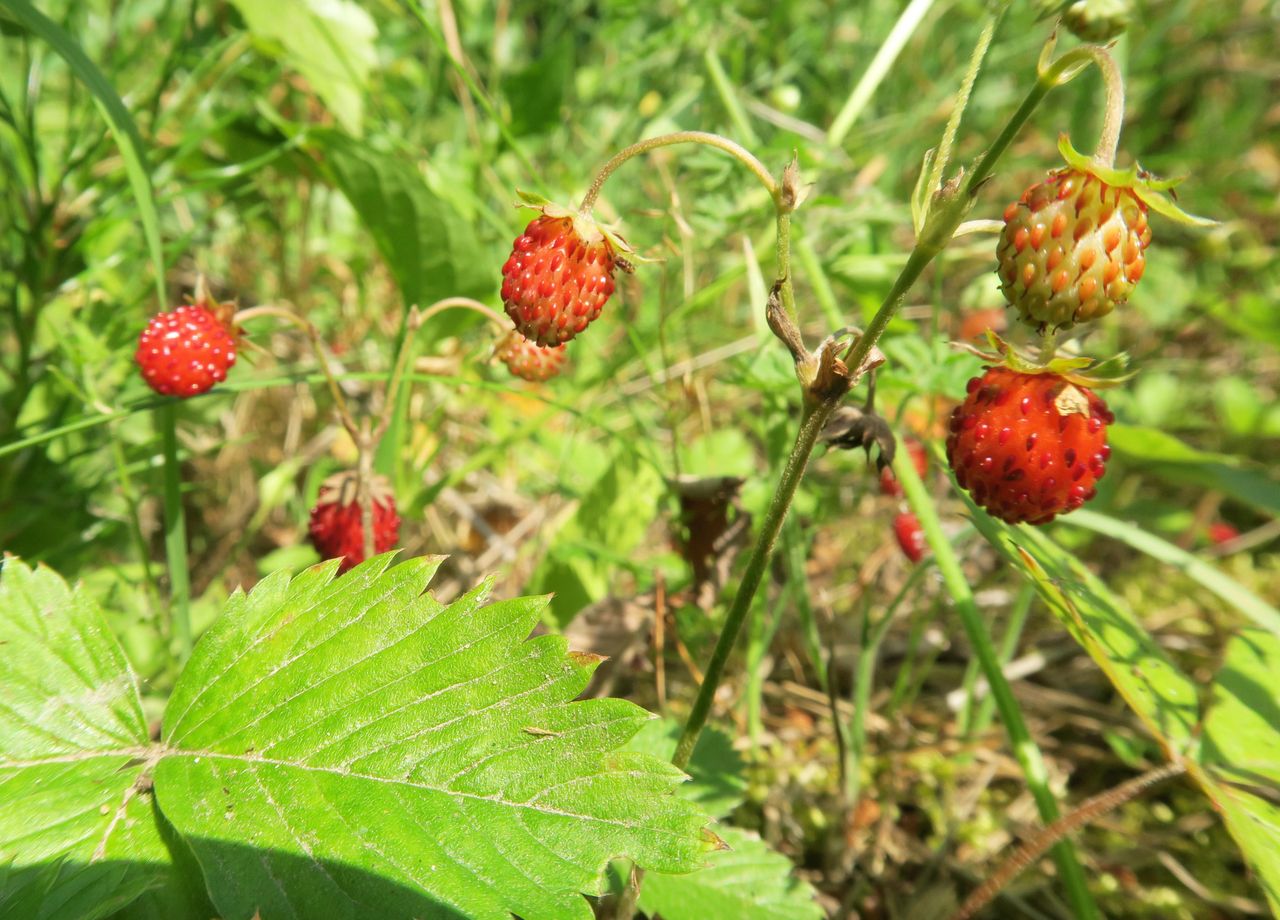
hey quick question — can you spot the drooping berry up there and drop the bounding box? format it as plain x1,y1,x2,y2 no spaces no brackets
997,168,1150,330
135,303,238,397
946,366,1113,525
495,329,568,382
308,472,400,573
501,214,618,347
880,439,928,498
893,512,926,562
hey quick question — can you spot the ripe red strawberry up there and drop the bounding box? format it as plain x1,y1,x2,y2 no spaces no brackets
997,168,1150,330
495,329,567,382
1207,522,1240,546
308,472,400,573
946,366,1113,525
501,213,619,347
893,512,926,562
880,439,928,498
135,302,238,397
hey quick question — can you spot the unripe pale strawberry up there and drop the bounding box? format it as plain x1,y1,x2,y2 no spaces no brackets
946,366,1113,525
495,329,567,382
997,168,1150,331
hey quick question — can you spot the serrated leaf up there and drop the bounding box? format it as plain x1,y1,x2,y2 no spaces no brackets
1199,629,1280,914
0,559,169,920
312,130,491,318
623,719,746,818
156,554,712,920
638,827,823,920
229,0,377,136
962,507,1202,754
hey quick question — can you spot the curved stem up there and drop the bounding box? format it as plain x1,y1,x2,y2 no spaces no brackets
578,131,779,214
1073,45,1124,167
234,305,360,440
950,762,1186,920
413,296,511,331
672,397,835,769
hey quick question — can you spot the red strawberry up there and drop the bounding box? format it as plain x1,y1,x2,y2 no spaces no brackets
135,303,238,397
501,214,618,347
495,329,567,382
893,512,926,562
880,439,928,497
308,472,400,573
946,366,1113,525
1207,522,1240,546
997,168,1149,330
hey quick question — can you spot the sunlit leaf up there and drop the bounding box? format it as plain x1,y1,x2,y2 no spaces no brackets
639,827,823,920
0,559,169,920
157,554,714,920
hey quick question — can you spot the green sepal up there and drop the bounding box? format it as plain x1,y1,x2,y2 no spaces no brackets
957,331,1135,389
1057,135,1218,227
514,188,554,208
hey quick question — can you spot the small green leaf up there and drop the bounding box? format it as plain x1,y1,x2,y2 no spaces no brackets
963,506,1202,754
312,130,491,318
229,0,377,136
0,559,169,920
638,827,823,920
156,555,713,920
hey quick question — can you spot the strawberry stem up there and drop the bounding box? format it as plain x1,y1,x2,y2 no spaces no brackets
578,131,779,215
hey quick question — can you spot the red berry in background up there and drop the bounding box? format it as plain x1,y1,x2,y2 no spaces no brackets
893,512,926,562
495,329,567,382
946,366,1113,525
1207,522,1240,546
879,439,928,497
308,472,400,573
135,303,238,397
501,214,618,347
997,168,1150,330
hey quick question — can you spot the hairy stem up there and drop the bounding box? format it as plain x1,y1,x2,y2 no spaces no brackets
673,398,835,769
578,131,779,214
159,404,191,661
950,762,1186,920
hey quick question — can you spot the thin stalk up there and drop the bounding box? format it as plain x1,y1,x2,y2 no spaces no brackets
578,131,779,214
950,763,1186,920
159,404,191,661
672,398,834,770
1074,45,1125,167
959,580,1034,736
895,442,1099,919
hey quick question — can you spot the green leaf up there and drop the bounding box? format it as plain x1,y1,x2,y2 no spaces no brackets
228,0,377,136
0,559,169,920
963,505,1202,754
311,130,491,315
638,827,823,920
1108,424,1280,517
1199,629,1280,914
623,718,746,818
156,555,714,920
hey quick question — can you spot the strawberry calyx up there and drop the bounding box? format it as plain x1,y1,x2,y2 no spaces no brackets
958,330,1134,391
515,189,649,268
189,275,243,343
1057,134,1217,228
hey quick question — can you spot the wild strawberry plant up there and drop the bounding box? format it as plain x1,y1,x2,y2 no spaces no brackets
1,1,1278,919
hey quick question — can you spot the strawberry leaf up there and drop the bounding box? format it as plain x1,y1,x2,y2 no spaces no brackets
156,554,714,920
638,827,823,920
0,559,171,920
